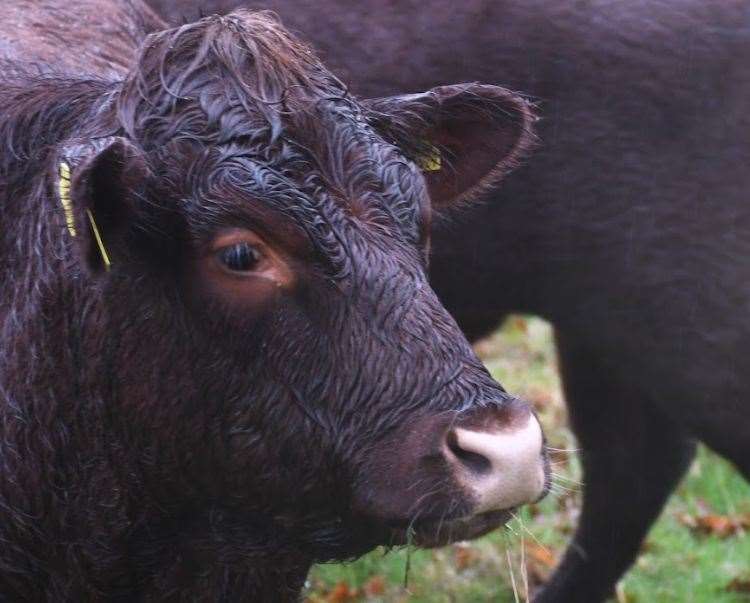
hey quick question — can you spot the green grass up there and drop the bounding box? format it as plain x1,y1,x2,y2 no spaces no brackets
305,317,750,603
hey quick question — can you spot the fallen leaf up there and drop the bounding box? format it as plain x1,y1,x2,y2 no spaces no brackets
327,581,359,603
523,540,558,591
525,541,556,568
512,316,529,333
678,512,750,538
453,544,479,570
638,539,656,553
726,577,750,593
363,575,385,597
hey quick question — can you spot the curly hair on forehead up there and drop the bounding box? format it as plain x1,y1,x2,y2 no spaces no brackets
116,9,352,151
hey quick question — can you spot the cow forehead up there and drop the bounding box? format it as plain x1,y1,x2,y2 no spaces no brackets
116,12,431,255
170,111,428,245
118,13,431,224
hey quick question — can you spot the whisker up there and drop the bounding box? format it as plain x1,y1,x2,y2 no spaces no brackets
546,484,575,499
551,472,583,486
549,481,579,494
545,446,581,453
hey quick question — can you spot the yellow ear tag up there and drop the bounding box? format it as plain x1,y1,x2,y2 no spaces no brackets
58,161,112,271
416,144,442,172
86,209,111,271
58,162,77,237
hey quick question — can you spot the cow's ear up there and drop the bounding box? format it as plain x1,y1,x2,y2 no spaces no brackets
56,137,148,275
364,83,536,208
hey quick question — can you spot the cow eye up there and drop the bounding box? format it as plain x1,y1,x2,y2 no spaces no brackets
217,242,262,272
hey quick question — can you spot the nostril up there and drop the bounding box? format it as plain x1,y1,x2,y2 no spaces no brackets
445,429,492,475
447,416,547,513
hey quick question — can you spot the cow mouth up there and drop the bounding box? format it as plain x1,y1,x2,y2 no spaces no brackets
387,509,513,548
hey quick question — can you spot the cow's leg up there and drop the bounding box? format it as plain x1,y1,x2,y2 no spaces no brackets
534,331,696,603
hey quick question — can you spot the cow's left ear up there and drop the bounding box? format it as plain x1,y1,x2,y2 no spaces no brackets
364,83,536,207
56,137,149,275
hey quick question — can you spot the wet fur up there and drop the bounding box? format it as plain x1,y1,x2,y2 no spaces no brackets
0,1,536,600
149,1,750,601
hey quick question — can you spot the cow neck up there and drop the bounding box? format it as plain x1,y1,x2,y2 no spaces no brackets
125,508,314,600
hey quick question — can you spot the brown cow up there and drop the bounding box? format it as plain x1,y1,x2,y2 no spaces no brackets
150,1,750,600
0,0,546,599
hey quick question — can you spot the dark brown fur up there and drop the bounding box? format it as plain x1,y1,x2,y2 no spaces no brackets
148,1,750,601
0,1,543,600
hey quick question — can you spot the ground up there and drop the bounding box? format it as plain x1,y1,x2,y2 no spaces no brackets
305,316,750,603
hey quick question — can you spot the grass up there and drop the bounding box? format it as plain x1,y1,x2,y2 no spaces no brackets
305,316,750,603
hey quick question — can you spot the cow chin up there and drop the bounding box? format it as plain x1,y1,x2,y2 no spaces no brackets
388,509,514,548
304,506,514,562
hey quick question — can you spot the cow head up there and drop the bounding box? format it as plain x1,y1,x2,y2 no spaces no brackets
54,10,547,572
